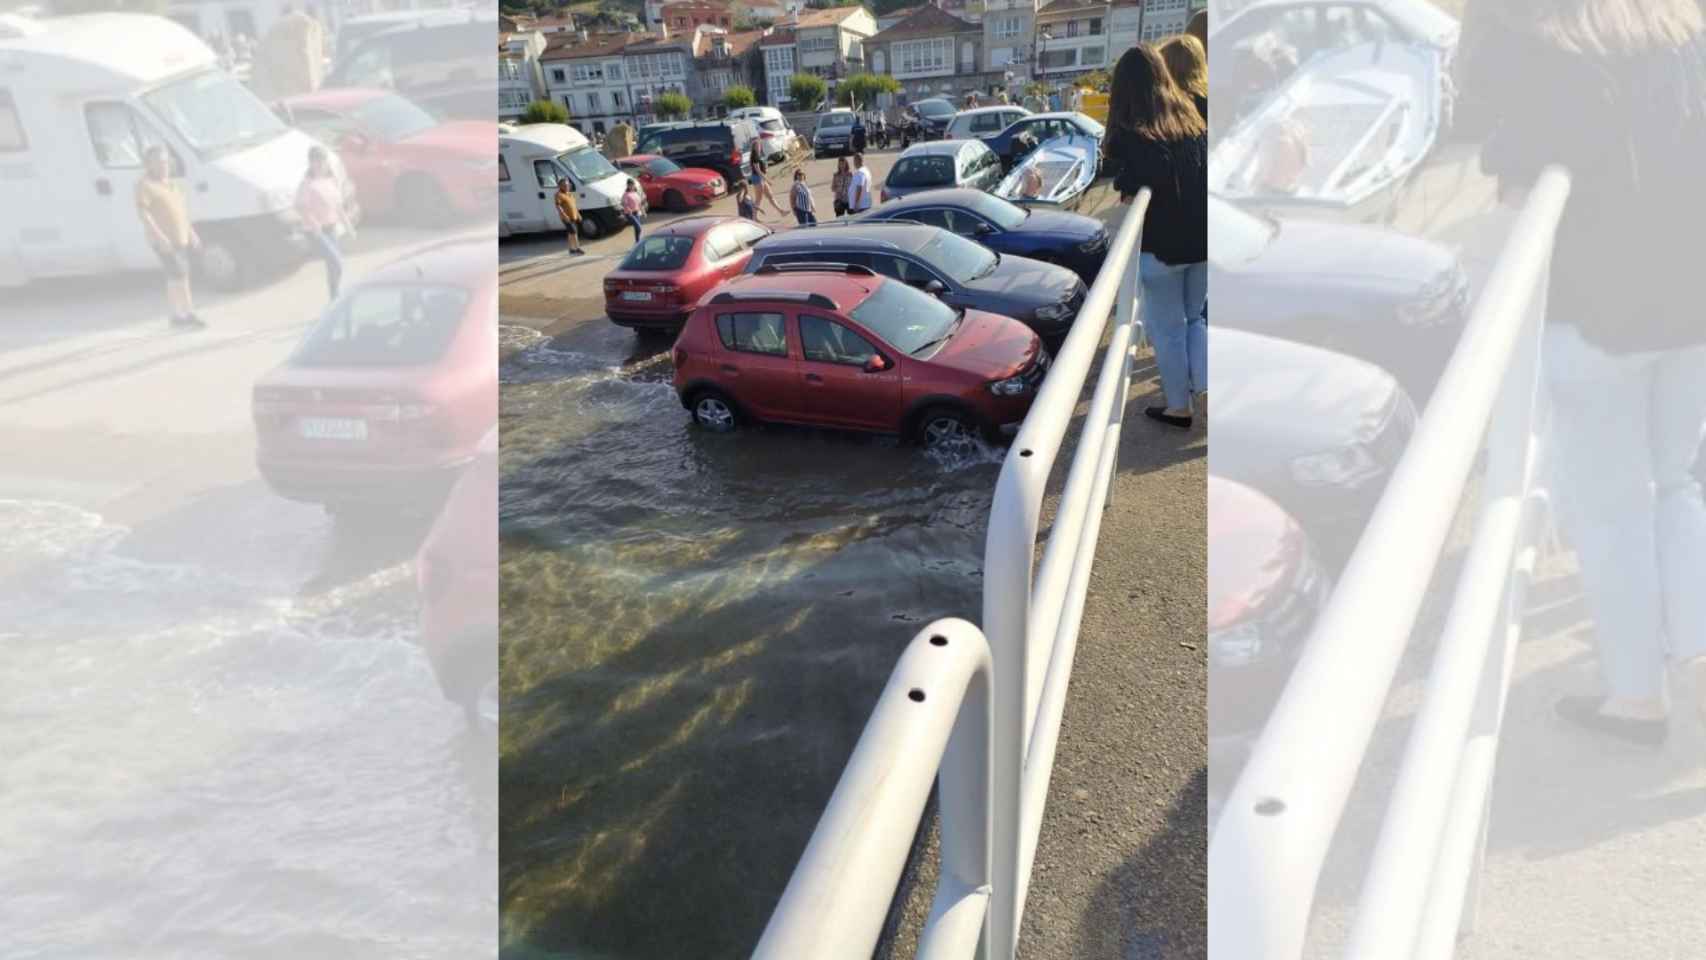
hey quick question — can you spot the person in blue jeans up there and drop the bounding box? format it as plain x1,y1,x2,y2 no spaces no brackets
1106,44,1207,429
1462,0,1706,746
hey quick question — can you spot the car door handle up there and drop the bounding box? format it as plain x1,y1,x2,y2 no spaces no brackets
804,373,823,384
95,178,112,196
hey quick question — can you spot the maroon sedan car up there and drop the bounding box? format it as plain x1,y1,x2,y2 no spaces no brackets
672,265,1046,446
252,238,498,514
604,216,770,333
615,153,726,211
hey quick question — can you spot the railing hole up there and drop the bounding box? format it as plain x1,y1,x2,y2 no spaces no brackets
1255,797,1286,817
1020,449,1033,458
908,689,926,703
929,635,947,647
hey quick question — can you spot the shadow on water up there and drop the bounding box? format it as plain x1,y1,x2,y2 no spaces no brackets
496,320,1009,958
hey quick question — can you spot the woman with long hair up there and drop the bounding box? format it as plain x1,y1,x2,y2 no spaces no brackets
1107,42,1208,430
1160,34,1209,123
1459,0,1706,745
831,156,852,218
748,142,789,219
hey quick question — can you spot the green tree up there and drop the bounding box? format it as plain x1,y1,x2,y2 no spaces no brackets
655,92,693,120
788,73,828,110
837,72,901,110
521,99,570,124
723,85,757,110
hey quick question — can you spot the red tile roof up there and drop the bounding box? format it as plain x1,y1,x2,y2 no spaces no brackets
870,3,977,42
539,32,641,61
796,5,867,28
759,27,796,45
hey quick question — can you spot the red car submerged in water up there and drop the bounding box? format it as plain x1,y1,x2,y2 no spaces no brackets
277,88,494,225
416,425,497,727
251,238,498,513
672,265,1047,445
615,153,726,211
603,216,771,333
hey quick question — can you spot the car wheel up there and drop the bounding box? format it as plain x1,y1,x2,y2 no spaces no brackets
689,389,739,432
916,405,983,449
194,231,251,291
400,174,457,227
664,189,687,212
578,211,607,240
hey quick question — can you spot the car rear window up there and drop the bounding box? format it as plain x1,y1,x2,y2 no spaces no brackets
888,155,955,187
819,113,854,128
760,119,784,132
293,284,469,366
621,235,696,271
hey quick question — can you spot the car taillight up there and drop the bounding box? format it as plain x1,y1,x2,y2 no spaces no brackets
731,145,742,165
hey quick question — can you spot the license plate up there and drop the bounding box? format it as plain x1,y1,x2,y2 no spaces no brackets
298,417,367,440
621,291,653,302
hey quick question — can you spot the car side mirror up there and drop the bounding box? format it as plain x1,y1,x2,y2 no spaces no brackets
864,354,891,373
974,222,994,236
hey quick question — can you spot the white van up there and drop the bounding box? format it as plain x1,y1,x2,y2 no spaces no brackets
498,123,641,240
0,13,358,290
727,105,797,161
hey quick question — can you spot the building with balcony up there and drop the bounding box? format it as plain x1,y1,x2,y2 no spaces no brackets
625,31,703,121
696,27,765,107
980,0,1037,78
793,3,876,89
1033,0,1109,79
759,28,797,106
540,32,641,135
866,5,994,104
499,29,547,121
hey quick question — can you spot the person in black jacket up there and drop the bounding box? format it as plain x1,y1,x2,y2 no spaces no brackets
1107,43,1208,429
1459,0,1706,746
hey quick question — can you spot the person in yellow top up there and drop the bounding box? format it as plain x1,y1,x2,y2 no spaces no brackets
555,179,584,256
135,145,204,329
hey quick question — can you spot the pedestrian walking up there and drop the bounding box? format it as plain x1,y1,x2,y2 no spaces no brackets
135,145,203,329
789,169,817,226
621,180,644,242
1107,44,1207,430
295,145,353,301
1459,0,1706,745
747,143,789,218
1160,34,1209,124
852,115,868,154
831,156,852,218
555,179,584,256
846,152,873,214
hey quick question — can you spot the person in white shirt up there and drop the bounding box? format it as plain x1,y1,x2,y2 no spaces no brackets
846,152,874,213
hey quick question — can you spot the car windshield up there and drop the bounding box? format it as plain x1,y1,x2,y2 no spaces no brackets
915,99,955,118
961,192,1028,229
760,118,784,132
619,235,695,271
1208,195,1277,266
141,69,287,156
352,92,437,142
559,145,619,183
887,155,955,187
848,280,959,355
1069,113,1106,137
293,284,469,366
917,230,999,283
820,113,854,128
645,157,682,175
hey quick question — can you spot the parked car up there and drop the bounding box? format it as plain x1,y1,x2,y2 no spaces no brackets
1208,194,1468,402
880,140,1004,202
634,119,756,189
500,123,641,239
672,265,1047,445
943,105,1031,143
729,105,800,160
858,188,1109,283
899,97,957,145
615,153,727,211
1210,327,1417,565
985,111,1107,169
277,88,491,226
251,238,498,514
604,216,771,332
745,222,1088,347
323,9,499,121
416,425,497,730
1207,474,1329,828
811,109,864,157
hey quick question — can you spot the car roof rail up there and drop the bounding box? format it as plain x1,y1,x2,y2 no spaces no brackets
754,262,877,278
709,289,841,309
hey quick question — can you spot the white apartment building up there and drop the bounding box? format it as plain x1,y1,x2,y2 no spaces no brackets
760,30,797,106
624,37,695,119
793,5,876,81
1034,0,1109,78
499,29,547,121
981,0,1035,76
540,34,638,136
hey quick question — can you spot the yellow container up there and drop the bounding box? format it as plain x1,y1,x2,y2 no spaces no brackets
1080,91,1110,125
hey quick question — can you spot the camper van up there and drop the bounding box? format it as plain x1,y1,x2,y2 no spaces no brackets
0,13,358,290
498,123,641,240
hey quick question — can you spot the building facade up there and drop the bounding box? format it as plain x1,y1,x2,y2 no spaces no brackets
759,28,797,106
624,32,699,121
660,0,734,31
866,6,992,104
540,33,639,135
1033,0,1109,79
499,28,547,121
791,5,876,85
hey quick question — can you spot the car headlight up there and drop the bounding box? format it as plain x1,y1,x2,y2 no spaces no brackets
1035,301,1073,322
989,375,1029,396
1208,622,1264,668
1397,264,1470,328
1289,444,1382,488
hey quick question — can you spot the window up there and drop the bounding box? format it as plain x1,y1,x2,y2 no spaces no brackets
498,155,510,181
704,227,740,260
551,67,567,83
1090,17,1103,35
894,37,950,76
85,102,166,169
866,254,940,287
607,61,623,81
846,281,958,355
588,92,602,113
764,46,796,73
571,62,604,83
729,221,770,248
563,94,578,114
594,120,607,134
622,235,696,270
614,91,625,109
970,112,1004,133
292,285,470,367
715,312,788,356
800,315,880,366
898,208,952,230
993,15,1022,40
500,88,532,111
800,36,836,54
534,159,560,188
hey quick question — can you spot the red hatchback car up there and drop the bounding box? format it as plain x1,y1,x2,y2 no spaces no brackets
672,265,1047,445
604,216,771,332
277,88,493,225
615,153,727,211
252,238,498,513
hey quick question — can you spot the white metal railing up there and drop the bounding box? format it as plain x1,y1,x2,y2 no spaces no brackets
1208,167,1572,958
753,190,1152,960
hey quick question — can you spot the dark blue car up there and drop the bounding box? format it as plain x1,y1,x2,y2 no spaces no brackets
857,188,1109,283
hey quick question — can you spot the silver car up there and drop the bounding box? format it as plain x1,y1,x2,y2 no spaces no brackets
880,140,1003,203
